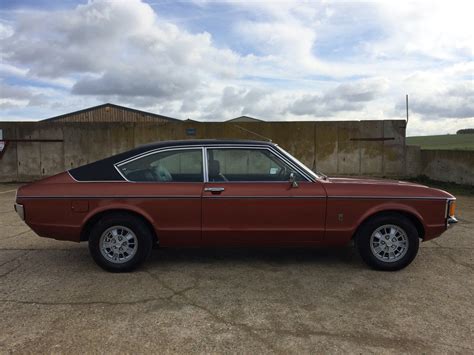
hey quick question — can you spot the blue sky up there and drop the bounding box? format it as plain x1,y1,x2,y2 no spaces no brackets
0,0,472,135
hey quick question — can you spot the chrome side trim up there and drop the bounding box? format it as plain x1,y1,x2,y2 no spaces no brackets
17,195,202,200
19,195,326,200
203,195,326,199
328,196,450,200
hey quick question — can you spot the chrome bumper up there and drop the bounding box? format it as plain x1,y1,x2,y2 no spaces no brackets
14,203,25,221
447,216,458,225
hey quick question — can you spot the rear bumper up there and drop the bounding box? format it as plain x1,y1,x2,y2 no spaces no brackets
27,222,82,242
14,203,25,221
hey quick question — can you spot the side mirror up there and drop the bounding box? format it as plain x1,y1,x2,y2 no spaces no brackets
289,172,299,188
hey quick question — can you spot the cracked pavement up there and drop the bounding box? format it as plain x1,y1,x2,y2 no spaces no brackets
0,184,473,353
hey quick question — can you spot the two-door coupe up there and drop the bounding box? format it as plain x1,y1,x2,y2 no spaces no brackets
15,139,457,272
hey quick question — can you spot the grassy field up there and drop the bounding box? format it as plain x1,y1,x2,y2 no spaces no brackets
407,176,474,196
407,134,474,150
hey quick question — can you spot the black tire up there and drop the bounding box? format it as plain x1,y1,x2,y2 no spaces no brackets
88,213,154,272
355,213,419,271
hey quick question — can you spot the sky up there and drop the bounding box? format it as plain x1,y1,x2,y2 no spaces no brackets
0,0,473,136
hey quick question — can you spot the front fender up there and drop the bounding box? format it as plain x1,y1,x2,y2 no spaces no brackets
324,199,428,244
354,201,427,235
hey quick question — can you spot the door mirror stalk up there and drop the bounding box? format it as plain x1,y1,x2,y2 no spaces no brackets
289,172,299,188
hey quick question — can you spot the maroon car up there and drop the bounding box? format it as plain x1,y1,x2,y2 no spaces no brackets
14,140,457,272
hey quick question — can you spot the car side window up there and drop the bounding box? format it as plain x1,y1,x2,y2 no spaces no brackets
117,149,203,182
207,148,304,182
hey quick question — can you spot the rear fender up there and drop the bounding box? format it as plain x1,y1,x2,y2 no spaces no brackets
81,202,158,235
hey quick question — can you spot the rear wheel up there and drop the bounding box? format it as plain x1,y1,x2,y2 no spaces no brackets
355,214,419,271
88,213,153,272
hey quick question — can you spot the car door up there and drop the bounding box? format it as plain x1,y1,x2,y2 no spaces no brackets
115,147,204,246
201,146,326,245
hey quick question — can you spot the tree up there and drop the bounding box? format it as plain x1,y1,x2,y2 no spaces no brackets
456,129,474,134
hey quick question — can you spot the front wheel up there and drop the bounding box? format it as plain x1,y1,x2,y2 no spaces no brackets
88,213,153,272
355,214,419,271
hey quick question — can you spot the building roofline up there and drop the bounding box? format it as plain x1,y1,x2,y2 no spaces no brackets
225,115,263,122
41,103,181,122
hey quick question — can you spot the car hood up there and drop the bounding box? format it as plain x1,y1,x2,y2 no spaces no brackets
323,177,454,199
328,177,426,187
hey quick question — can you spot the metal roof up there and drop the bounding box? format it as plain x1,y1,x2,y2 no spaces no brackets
42,103,180,122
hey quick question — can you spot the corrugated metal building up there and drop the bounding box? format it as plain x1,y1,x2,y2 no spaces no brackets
42,103,180,123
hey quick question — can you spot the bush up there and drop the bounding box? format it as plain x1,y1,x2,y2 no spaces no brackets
456,129,474,134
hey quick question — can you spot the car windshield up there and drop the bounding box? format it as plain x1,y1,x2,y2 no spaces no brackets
275,146,327,180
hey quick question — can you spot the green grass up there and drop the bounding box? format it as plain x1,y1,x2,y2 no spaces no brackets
406,134,474,150
407,176,474,196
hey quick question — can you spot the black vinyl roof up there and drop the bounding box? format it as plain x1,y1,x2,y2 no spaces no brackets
69,139,274,181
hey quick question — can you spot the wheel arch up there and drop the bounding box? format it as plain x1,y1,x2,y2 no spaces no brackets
80,208,158,243
352,209,426,241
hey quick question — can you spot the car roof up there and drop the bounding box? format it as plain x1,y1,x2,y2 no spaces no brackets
138,139,275,150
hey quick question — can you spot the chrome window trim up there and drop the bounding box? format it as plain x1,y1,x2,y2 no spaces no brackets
67,171,130,183
114,146,206,183
203,147,209,183
203,145,314,183
275,145,320,180
112,144,315,183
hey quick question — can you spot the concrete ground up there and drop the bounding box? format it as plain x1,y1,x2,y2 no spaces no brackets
0,184,472,354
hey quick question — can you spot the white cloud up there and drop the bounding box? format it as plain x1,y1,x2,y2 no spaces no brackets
369,1,474,61
402,83,474,119
0,82,49,109
0,0,472,135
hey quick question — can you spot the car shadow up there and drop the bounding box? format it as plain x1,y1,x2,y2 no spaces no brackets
147,245,365,270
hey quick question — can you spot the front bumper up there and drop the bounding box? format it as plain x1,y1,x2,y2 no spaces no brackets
14,203,25,221
447,216,458,225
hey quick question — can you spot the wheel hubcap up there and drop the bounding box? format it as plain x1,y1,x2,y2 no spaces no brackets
370,224,409,263
99,226,137,264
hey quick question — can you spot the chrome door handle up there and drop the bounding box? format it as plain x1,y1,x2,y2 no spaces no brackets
204,187,225,193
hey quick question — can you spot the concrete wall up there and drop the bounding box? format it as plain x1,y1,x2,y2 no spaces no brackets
0,120,408,182
420,149,474,185
406,145,422,177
